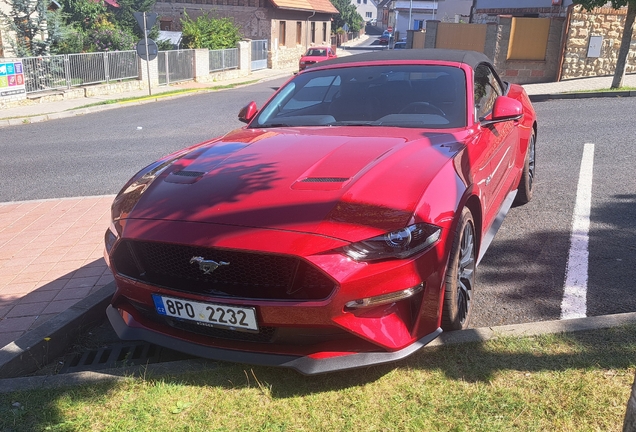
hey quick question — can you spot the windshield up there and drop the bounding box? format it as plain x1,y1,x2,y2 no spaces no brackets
252,65,467,129
306,49,327,56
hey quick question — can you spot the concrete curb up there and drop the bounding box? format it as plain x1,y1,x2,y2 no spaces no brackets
0,359,216,394
0,282,115,379
427,312,636,347
529,90,636,102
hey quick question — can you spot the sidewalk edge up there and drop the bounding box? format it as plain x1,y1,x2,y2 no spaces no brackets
0,282,116,379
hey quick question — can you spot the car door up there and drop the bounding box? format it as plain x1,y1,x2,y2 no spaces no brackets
473,63,519,228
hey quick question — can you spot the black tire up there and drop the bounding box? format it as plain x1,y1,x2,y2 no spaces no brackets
514,132,536,206
442,207,476,331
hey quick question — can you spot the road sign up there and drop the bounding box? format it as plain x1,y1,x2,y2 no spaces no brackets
136,39,158,61
133,11,157,35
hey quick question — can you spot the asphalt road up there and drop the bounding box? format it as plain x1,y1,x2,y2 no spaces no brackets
474,96,636,326
0,80,283,201
2,85,634,328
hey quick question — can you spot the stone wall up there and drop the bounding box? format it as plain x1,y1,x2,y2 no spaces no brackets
561,5,636,80
472,7,569,24
269,45,305,70
493,16,565,84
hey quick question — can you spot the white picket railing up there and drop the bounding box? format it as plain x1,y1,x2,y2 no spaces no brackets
21,51,138,94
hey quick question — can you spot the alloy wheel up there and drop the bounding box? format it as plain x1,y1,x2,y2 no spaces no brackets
456,221,475,326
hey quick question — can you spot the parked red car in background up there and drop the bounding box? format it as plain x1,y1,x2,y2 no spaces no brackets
379,30,392,45
298,46,336,71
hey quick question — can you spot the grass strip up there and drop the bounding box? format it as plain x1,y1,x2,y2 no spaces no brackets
1,324,634,431
563,86,636,94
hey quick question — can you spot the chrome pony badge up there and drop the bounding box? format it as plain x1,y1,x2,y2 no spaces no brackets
189,256,230,274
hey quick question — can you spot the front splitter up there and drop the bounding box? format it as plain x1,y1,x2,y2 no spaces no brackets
107,305,442,375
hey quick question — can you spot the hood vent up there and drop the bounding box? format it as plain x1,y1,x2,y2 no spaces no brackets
302,177,349,183
164,170,206,184
173,170,206,177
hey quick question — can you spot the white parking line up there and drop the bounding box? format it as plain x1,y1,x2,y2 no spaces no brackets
560,143,595,319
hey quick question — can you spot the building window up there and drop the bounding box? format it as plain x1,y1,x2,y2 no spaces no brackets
322,22,327,43
311,22,315,43
366,12,372,18
159,19,172,31
279,21,286,46
363,0,367,3
296,21,302,45
414,20,424,30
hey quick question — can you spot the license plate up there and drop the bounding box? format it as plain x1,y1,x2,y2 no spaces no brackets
152,294,258,331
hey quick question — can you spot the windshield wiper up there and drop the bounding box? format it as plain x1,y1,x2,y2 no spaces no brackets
254,123,292,128
330,121,378,126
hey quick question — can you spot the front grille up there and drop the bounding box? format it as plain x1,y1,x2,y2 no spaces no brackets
113,240,335,300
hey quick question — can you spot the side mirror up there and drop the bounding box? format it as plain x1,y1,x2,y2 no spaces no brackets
481,96,523,126
238,101,258,124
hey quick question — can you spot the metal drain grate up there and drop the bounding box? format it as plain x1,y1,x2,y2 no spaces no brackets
59,342,194,374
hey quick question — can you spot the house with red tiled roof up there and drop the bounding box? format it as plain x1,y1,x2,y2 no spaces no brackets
153,0,338,69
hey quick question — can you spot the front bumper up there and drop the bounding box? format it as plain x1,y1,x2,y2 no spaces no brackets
107,305,442,374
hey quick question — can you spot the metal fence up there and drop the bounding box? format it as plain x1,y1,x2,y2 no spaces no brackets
158,49,195,85
209,48,239,72
21,51,138,94
251,40,268,71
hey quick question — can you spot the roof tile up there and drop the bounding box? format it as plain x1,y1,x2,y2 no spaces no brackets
269,0,338,14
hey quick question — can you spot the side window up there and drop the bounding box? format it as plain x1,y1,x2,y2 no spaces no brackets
474,64,502,119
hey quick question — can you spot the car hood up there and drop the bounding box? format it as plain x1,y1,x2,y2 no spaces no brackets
300,55,328,62
125,127,465,242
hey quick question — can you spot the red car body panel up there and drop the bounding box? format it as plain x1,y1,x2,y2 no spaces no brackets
121,128,465,241
106,50,537,374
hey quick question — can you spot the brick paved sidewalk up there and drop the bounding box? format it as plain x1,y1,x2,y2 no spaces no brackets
0,196,114,348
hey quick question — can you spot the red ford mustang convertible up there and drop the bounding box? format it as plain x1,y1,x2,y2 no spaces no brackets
105,50,537,374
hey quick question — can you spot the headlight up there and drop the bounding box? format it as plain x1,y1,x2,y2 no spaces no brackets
342,223,441,262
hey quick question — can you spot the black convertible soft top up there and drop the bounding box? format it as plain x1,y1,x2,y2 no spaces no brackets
317,49,492,70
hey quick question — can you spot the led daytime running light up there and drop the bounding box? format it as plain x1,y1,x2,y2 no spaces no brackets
345,283,424,309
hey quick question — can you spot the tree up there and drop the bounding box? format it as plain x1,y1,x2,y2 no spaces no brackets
0,0,49,56
574,0,636,88
180,12,242,50
60,0,109,32
330,0,364,33
52,0,139,53
111,0,156,39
